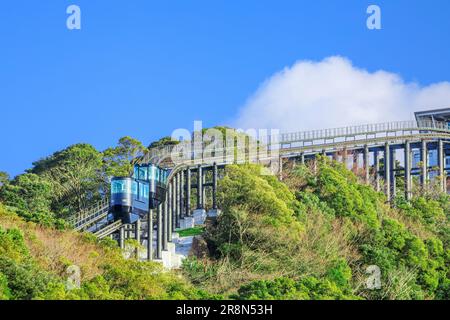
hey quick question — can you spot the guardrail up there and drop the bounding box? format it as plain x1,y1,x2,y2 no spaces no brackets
94,220,123,239
137,120,450,165
67,198,110,230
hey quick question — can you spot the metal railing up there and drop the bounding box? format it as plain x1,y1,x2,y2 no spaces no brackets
138,120,450,165
279,120,449,144
67,198,110,230
94,220,123,239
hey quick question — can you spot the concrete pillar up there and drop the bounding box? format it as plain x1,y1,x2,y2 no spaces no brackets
197,165,203,209
352,152,358,171
421,140,428,188
171,179,176,232
342,148,348,169
203,169,206,208
147,209,153,261
438,140,445,192
119,225,125,249
167,183,172,242
135,219,141,259
162,198,168,251
390,148,396,198
385,143,391,201
180,170,185,219
300,153,305,165
405,141,412,201
156,204,162,259
176,172,181,228
364,145,370,184
186,168,191,216
375,150,380,192
135,219,141,243
213,163,218,210
279,157,283,181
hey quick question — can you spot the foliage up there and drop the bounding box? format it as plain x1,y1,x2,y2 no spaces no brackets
103,136,146,177
0,171,9,187
30,143,105,216
178,226,205,237
234,276,359,300
0,205,202,300
0,173,62,227
148,136,180,149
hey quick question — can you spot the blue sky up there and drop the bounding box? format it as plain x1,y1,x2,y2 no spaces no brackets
1,0,450,176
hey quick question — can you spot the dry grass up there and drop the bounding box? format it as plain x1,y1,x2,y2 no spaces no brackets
0,207,108,281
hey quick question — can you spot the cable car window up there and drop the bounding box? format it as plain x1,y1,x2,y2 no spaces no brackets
148,166,156,180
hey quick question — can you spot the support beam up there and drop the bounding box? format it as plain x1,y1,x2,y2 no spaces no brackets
212,163,218,210
176,172,181,228
421,140,428,189
364,145,370,184
342,148,348,169
156,204,162,260
168,182,172,242
405,141,412,201
135,219,141,259
352,152,358,171
203,169,206,208
186,168,191,216
279,157,283,180
180,170,185,219
135,220,141,243
390,148,396,198
171,179,176,231
147,209,153,261
385,143,391,201
197,165,203,209
438,139,445,192
162,198,168,251
119,225,125,249
375,150,380,192
300,153,305,165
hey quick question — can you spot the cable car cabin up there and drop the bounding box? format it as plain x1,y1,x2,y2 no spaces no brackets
110,164,169,224
110,177,137,224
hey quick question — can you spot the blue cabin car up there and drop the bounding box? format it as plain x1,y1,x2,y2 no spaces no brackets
110,177,137,224
109,164,169,224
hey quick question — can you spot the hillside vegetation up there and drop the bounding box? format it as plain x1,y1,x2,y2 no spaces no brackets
1,134,449,300
183,158,450,300
0,204,208,300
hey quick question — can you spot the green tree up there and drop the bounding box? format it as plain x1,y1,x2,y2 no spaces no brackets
30,144,104,216
0,171,9,187
148,136,180,149
0,173,55,224
103,136,146,177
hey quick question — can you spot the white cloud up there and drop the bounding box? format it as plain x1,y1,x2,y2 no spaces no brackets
234,56,450,132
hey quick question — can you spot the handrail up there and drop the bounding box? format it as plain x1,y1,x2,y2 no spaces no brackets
94,220,123,239
67,197,110,228
137,120,450,165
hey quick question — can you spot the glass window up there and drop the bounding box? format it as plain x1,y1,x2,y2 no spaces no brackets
148,165,156,180
132,181,138,195
111,179,131,194
138,167,148,180
133,166,139,179
155,167,160,182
